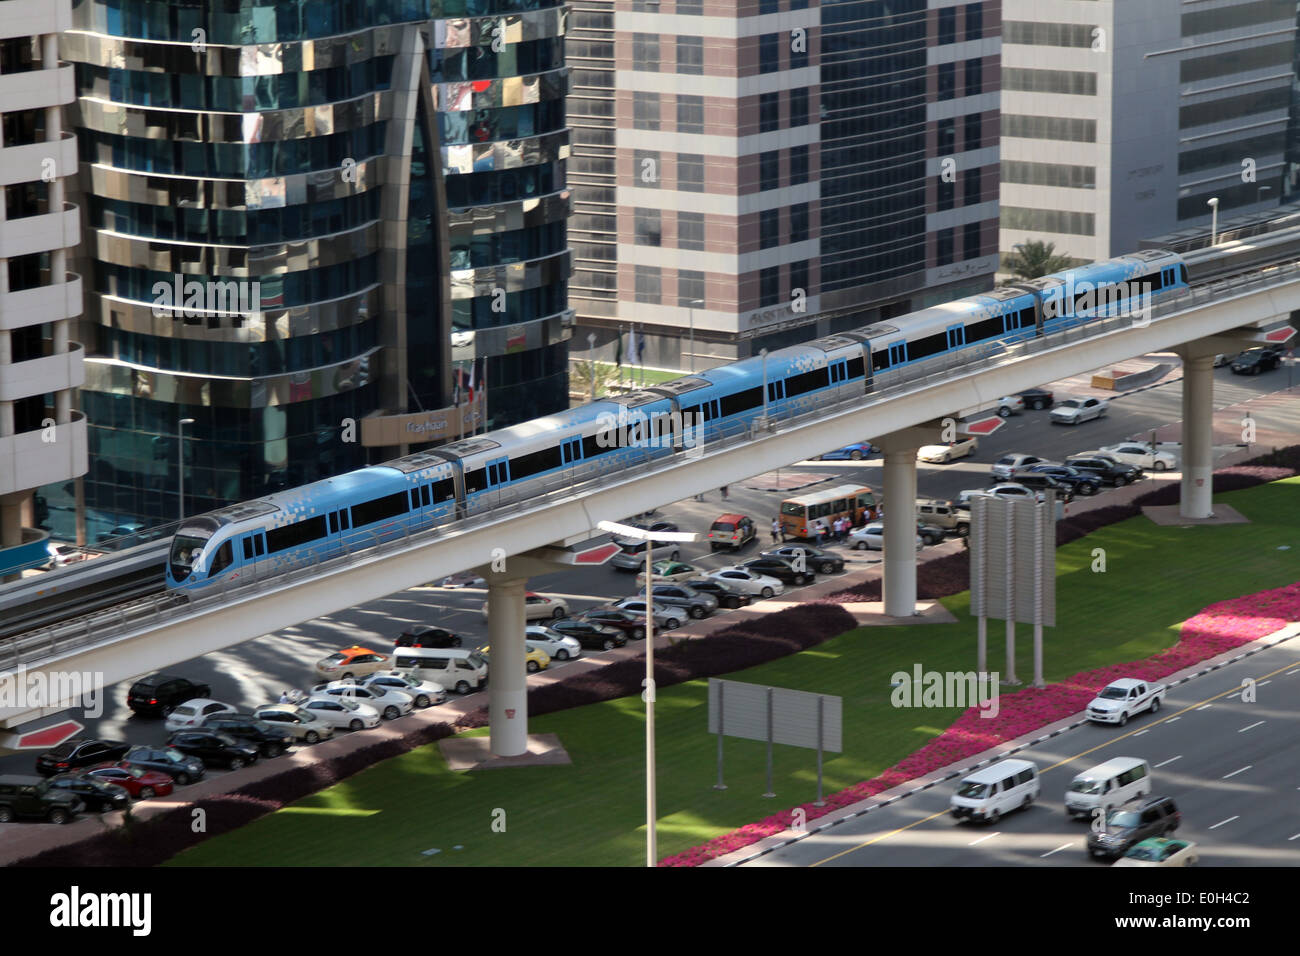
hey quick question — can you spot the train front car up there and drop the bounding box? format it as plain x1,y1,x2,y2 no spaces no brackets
166,516,223,590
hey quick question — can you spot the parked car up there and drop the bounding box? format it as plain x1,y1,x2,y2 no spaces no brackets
473,642,551,673
996,395,1025,417
1087,797,1181,859
358,671,446,708
126,674,212,718
623,520,680,536
761,545,844,575
1064,454,1143,486
394,626,462,648
960,483,1040,504
480,592,569,622
314,645,391,679
45,773,130,813
1021,464,1103,496
609,537,680,570
609,598,684,630
251,704,337,743
1050,397,1109,425
524,625,583,662
648,583,718,619
917,437,978,463
1007,470,1075,502
1231,348,1281,375
705,567,784,599
166,731,260,770
1086,678,1166,726
550,618,629,651
0,774,82,824
35,738,130,777
635,561,704,587
741,556,815,586
164,698,239,733
301,695,382,731
1113,837,1199,868
816,442,879,461
683,577,751,609
1099,442,1177,472
991,453,1049,481
574,608,647,641
200,714,295,756
707,514,757,552
310,681,414,720
848,523,922,551
82,764,175,801
1018,388,1055,410
916,498,970,536
120,746,206,786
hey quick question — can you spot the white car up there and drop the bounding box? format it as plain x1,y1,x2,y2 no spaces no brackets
302,695,381,731
848,523,923,551
1086,678,1166,726
991,453,1049,480
359,671,446,708
1099,442,1177,472
1050,397,1109,425
706,567,785,599
480,591,570,623
960,483,1040,504
252,705,336,744
996,395,1025,418
312,681,414,720
164,698,238,733
524,625,583,662
917,437,978,463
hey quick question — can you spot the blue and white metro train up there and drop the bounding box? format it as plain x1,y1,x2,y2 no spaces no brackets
166,249,1190,592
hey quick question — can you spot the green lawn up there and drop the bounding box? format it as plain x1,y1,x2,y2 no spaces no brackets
166,479,1300,867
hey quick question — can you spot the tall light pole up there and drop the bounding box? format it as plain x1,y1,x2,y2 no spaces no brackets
178,418,195,522
687,298,703,373
1207,197,1219,246
587,332,597,399
597,519,698,867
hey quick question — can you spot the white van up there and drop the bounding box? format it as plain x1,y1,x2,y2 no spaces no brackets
1064,757,1151,820
949,758,1039,824
392,647,488,695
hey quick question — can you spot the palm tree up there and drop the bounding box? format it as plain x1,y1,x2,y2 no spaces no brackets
1004,240,1073,280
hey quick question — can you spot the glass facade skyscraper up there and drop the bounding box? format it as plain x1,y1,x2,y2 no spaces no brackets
61,0,571,528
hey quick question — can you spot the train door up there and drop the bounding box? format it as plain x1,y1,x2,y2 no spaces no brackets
485,456,511,503
828,358,849,396
239,531,267,579
888,342,908,368
561,436,582,469
945,325,966,351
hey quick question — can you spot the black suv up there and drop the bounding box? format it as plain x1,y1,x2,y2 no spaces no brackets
0,774,82,824
741,557,815,587
1087,796,1181,859
167,731,260,770
200,714,294,757
126,674,211,717
1231,348,1282,375
35,738,131,776
684,578,750,609
1022,464,1103,496
395,626,462,648
551,619,629,651
1019,388,1055,410
760,545,844,575
1007,470,1074,502
121,745,206,785
1063,454,1143,487
46,773,131,813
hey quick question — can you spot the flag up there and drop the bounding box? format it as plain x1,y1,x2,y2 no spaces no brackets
467,358,477,405
626,329,640,366
614,332,622,368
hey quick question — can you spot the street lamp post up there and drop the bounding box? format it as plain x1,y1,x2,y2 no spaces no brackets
596,519,698,867
688,298,703,373
587,332,597,399
1207,197,1219,246
178,418,195,522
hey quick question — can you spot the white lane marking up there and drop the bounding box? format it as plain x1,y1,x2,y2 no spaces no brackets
1258,680,1271,686
1286,669,1299,676
1041,842,1075,858
1239,720,1265,733
1288,833,1300,841
1165,716,1180,723
968,832,1000,846
1133,729,1149,737
1197,704,1213,711
1223,766,1252,779
1209,816,1239,830
1155,755,1182,768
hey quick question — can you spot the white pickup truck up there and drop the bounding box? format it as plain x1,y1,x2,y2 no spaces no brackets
1086,678,1167,726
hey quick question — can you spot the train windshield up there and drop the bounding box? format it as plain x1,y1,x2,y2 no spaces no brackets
169,528,213,578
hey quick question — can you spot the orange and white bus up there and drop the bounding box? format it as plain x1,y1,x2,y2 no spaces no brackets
778,484,879,539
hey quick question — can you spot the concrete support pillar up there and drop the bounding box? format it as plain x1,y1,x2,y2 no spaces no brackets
1,493,24,550
486,574,529,757
1180,353,1216,519
53,321,70,423
881,440,920,618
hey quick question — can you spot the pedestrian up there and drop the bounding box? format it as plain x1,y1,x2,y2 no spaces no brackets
814,519,826,545
771,517,782,544
720,485,729,500
279,690,290,704
836,516,846,541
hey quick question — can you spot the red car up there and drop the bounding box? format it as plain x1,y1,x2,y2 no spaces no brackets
84,762,175,800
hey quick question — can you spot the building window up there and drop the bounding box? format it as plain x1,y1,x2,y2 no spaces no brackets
677,36,703,75
938,117,956,154
790,144,809,184
678,153,704,191
1003,115,1097,142
964,112,981,150
633,33,660,71
633,0,659,9
939,7,956,44
937,228,954,266
678,269,706,306
790,202,809,243
676,0,701,12
937,177,954,212
789,87,809,127
634,92,660,130
677,94,704,133
1003,67,1097,96
635,207,662,246
760,150,781,191
964,221,981,260
760,208,780,248
760,34,781,74
1181,42,1293,83
1002,160,1096,189
760,266,781,306
965,58,982,96
938,62,955,101
759,92,780,132
999,206,1096,236
789,34,808,71
635,265,661,303
760,0,780,13
789,259,809,298
965,3,983,41
1003,21,1098,48
964,166,981,206
678,211,705,250
634,149,661,187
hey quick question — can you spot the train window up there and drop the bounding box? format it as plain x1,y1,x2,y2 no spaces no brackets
871,349,890,372
512,446,563,479
352,490,411,527
1017,306,1036,328
210,541,234,576
265,516,327,553
846,355,865,379
909,332,948,360
969,317,1003,341
327,513,337,534
1143,270,1164,293
682,402,715,423
432,478,456,502
581,434,613,460
254,535,265,555
1179,264,1188,284
242,538,254,560
336,511,349,532
464,468,488,493
719,386,764,416
784,368,828,398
